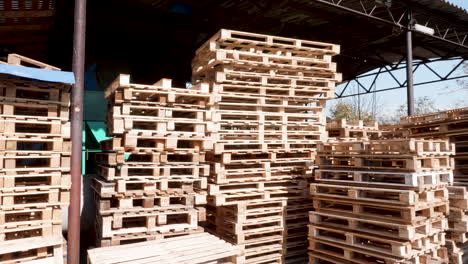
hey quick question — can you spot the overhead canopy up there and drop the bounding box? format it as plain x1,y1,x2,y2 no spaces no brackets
1,0,467,86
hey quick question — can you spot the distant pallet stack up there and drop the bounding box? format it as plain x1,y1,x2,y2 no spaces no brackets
193,29,341,263
0,71,71,263
310,138,453,264
326,119,381,139
401,107,468,263
93,74,210,246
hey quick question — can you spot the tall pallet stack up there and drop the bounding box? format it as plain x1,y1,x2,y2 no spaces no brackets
401,108,468,263
310,138,453,264
192,29,341,263
0,73,71,263
92,75,210,246
326,119,381,139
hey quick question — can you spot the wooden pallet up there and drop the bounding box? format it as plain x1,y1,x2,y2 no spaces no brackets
92,176,207,198
211,108,325,124
195,29,340,58
213,140,320,154
104,74,209,99
89,232,241,264
0,76,69,104
309,225,444,258
315,169,453,190
96,226,205,247
401,107,468,126
317,154,454,173
309,211,447,241
213,199,285,218
0,171,70,190
208,180,308,206
0,117,69,137
95,193,205,213
318,139,454,156
97,163,209,180
308,238,445,264
308,246,448,264
210,161,310,184
193,63,341,86
209,91,327,110
0,188,70,210
0,136,69,153
119,134,213,152
201,82,333,101
6,54,61,71
313,197,448,224
97,208,198,238
310,184,448,206
0,153,70,172
0,222,62,242
108,116,211,136
215,150,315,164
0,207,62,229
216,216,284,244
0,102,69,121
95,151,206,166
0,236,64,264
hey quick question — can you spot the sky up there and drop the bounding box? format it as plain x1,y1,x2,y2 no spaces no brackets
327,0,468,119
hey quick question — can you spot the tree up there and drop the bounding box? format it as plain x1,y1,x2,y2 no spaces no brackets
456,63,468,91
327,98,377,123
383,96,438,124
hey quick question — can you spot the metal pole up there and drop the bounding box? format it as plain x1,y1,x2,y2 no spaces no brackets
406,9,415,116
68,0,86,263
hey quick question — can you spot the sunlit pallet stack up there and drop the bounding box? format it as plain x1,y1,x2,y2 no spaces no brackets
92,75,210,246
0,72,71,263
326,119,382,139
401,107,468,263
310,138,453,264
193,29,341,263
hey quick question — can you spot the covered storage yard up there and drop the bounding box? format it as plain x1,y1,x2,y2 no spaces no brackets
0,0,468,264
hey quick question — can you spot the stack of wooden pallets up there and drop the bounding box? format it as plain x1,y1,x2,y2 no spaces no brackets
192,29,341,263
92,74,211,246
310,138,453,264
401,108,468,263
0,72,71,263
326,119,382,139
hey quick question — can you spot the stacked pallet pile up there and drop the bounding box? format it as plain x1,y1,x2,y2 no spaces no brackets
192,29,341,263
326,119,382,139
92,74,210,246
0,69,70,262
310,138,453,263
401,107,468,263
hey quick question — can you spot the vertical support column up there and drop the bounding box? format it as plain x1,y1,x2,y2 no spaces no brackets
68,0,87,263
406,9,415,116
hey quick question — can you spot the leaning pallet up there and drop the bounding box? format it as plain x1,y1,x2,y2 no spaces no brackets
193,29,341,264
401,107,468,264
87,232,242,264
0,66,71,263
310,138,453,264
93,74,209,247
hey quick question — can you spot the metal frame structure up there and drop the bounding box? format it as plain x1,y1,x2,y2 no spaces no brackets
336,57,467,98
316,0,468,115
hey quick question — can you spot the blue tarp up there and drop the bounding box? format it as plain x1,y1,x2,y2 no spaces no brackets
0,64,75,84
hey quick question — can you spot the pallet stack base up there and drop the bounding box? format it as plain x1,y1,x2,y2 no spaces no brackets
0,68,71,263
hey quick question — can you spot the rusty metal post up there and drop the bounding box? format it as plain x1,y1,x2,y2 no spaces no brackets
68,0,86,263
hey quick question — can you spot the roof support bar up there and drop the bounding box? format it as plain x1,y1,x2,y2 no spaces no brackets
406,9,415,116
